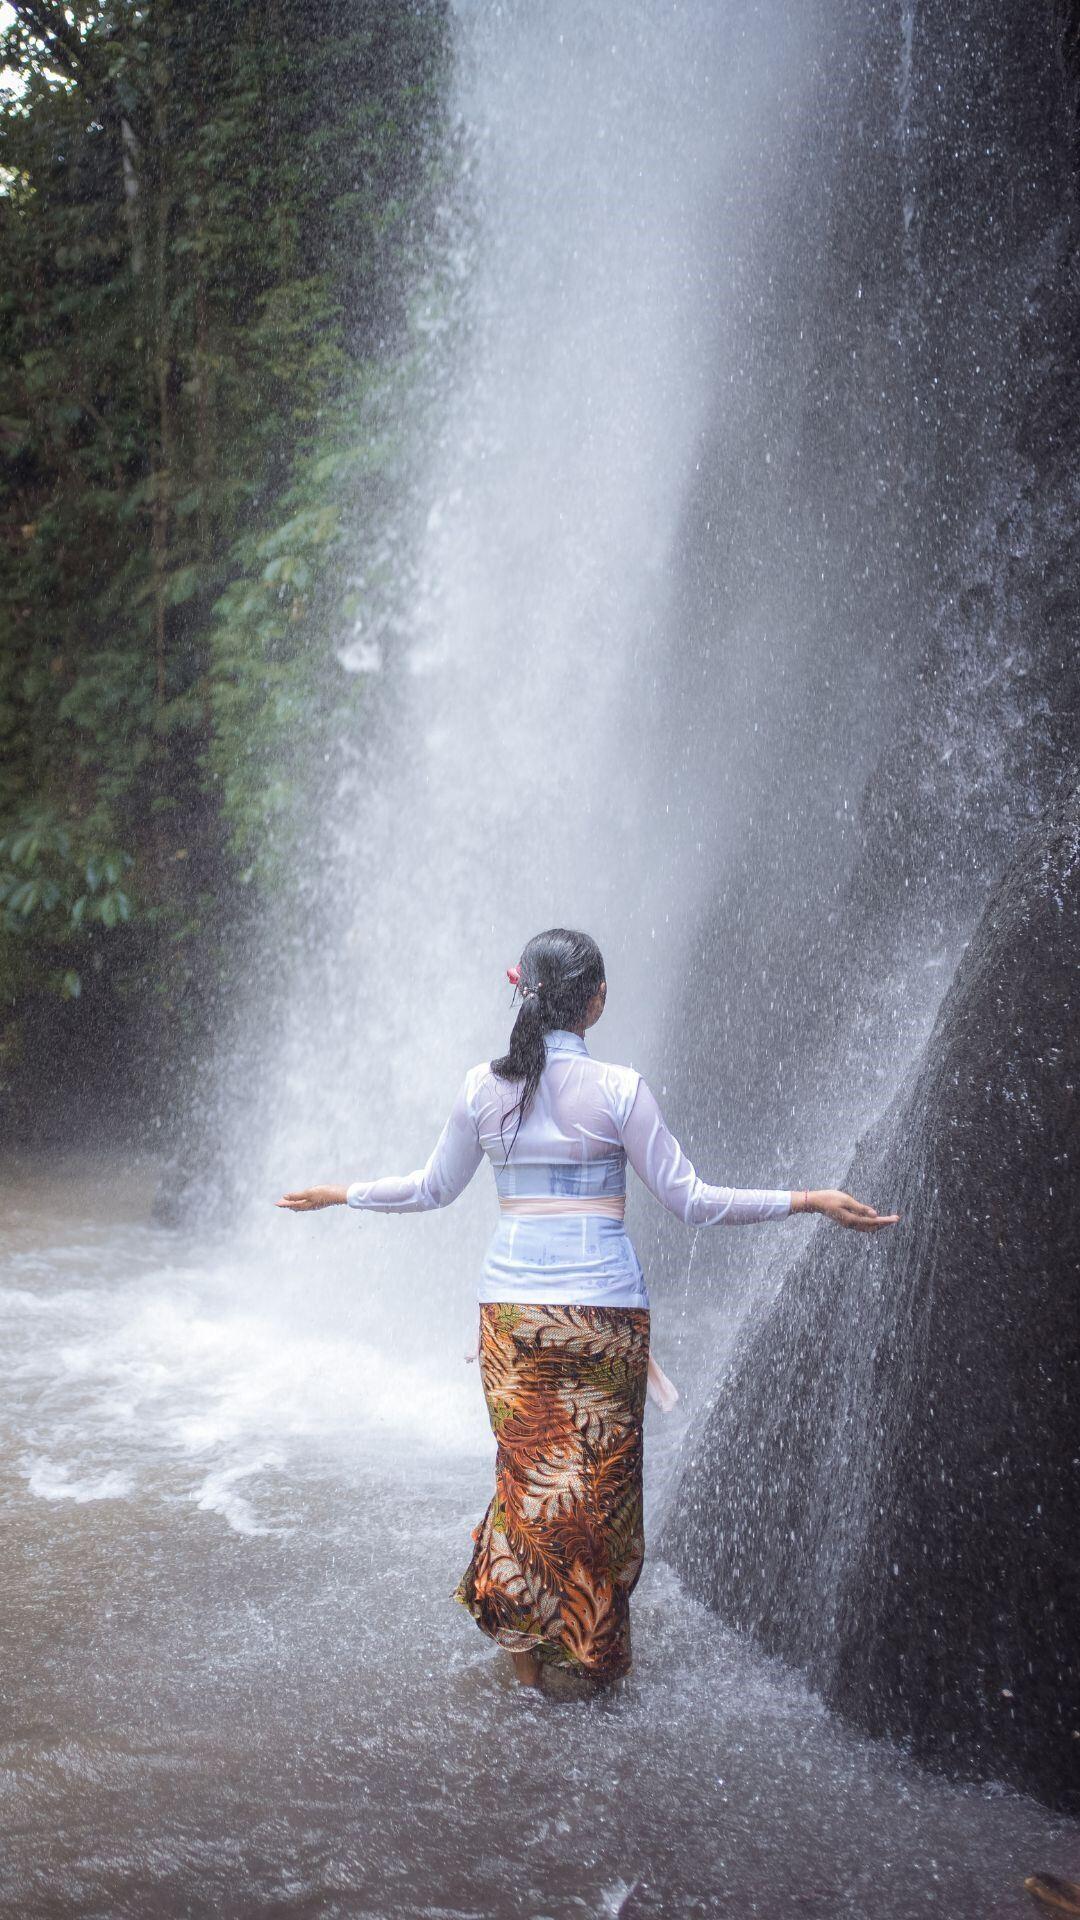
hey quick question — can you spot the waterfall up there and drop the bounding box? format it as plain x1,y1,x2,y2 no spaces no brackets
226,0,872,1389
219,0,1076,1509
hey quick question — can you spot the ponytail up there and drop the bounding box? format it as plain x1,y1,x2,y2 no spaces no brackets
491,927,605,1161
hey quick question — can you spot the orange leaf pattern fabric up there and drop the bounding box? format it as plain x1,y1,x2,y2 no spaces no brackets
453,1302,650,1681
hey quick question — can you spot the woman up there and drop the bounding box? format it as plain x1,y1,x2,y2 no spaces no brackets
278,927,898,1694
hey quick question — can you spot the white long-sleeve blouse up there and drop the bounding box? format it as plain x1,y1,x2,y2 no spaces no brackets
346,1028,792,1309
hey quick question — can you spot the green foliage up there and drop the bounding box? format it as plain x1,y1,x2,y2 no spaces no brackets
0,0,451,1083
0,806,134,1003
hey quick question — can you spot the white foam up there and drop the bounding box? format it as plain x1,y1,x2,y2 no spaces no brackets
189,1453,285,1536
6,1263,491,1516
24,1458,134,1503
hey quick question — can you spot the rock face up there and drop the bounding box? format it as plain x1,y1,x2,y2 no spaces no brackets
652,0,1080,1310
661,781,1080,1813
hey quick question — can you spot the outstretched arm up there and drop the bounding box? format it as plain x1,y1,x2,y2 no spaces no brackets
619,1077,898,1231
620,1076,791,1225
276,1075,483,1214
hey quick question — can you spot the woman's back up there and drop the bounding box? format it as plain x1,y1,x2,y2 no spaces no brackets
469,1028,638,1197
346,1026,793,1308
471,1028,646,1304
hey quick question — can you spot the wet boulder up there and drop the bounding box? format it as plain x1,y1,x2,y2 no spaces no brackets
661,779,1080,1813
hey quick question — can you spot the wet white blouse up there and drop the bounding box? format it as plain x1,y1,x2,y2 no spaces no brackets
346,1029,793,1308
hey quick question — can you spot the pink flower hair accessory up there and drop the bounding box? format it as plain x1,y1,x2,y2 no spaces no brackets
506,965,521,987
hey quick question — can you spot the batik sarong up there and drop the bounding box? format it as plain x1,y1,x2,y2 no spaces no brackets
453,1300,650,1681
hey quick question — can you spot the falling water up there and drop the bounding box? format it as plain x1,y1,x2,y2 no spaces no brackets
232,0,903,1400
228,0,861,1394
5,1,1079,1911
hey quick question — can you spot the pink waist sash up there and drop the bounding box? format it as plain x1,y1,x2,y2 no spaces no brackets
498,1194,626,1219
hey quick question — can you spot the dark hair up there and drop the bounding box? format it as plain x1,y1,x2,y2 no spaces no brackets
491,927,606,1160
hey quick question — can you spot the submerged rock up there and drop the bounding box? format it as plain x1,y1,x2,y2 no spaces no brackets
661,780,1080,1813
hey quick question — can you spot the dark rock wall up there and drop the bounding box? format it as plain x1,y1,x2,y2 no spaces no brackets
657,2,1080,1810
654,0,1080,1231
662,779,1080,1810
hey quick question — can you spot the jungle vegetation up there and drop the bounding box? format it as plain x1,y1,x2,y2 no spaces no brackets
0,0,452,1135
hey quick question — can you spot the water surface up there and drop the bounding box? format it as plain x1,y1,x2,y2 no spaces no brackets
1,1160,1075,1918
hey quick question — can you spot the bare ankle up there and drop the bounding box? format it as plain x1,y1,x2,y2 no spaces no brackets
509,1649,542,1688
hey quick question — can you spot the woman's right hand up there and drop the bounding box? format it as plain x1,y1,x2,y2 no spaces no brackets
276,1185,348,1211
805,1189,899,1231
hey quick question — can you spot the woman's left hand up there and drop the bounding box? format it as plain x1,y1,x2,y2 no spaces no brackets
276,1185,348,1211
